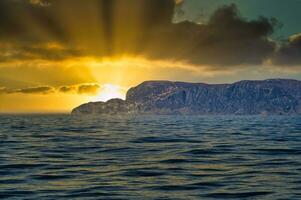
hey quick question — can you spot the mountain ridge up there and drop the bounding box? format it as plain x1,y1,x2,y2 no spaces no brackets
72,79,301,115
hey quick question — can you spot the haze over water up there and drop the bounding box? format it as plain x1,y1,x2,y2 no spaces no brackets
0,114,301,199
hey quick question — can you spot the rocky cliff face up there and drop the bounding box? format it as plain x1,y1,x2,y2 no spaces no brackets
71,98,139,115
72,79,301,115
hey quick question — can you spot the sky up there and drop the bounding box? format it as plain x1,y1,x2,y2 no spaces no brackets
0,0,301,113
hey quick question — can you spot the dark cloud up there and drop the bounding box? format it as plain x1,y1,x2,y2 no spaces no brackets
271,33,301,66
78,84,100,95
0,86,54,94
141,4,278,67
0,43,81,62
18,86,54,94
59,84,100,94
0,0,298,67
28,0,51,7
0,83,100,95
59,85,77,93
0,0,66,45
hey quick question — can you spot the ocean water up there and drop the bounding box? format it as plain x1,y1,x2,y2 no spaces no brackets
0,115,301,200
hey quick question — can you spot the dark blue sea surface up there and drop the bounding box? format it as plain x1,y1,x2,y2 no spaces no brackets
0,114,301,199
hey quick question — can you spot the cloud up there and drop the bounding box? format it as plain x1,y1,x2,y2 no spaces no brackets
271,33,301,66
0,61,95,89
175,0,184,5
142,4,277,67
0,86,54,94
18,86,54,94
0,83,100,95
0,42,82,62
77,84,100,95
29,0,51,7
0,0,298,69
59,85,77,93
59,84,100,95
0,0,67,47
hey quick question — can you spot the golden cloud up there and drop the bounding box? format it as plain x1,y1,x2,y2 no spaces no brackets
0,83,100,95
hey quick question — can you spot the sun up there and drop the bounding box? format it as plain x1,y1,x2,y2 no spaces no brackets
94,84,127,102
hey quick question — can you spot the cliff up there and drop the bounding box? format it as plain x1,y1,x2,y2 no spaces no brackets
71,79,301,115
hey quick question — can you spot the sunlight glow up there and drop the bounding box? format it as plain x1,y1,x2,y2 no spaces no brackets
94,84,127,102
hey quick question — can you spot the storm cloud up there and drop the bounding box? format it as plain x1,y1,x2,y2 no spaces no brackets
0,0,299,67
141,4,278,66
271,33,301,66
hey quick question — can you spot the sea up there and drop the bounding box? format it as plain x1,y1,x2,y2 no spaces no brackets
0,114,301,200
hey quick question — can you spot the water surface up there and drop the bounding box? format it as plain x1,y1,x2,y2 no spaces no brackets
0,114,301,199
